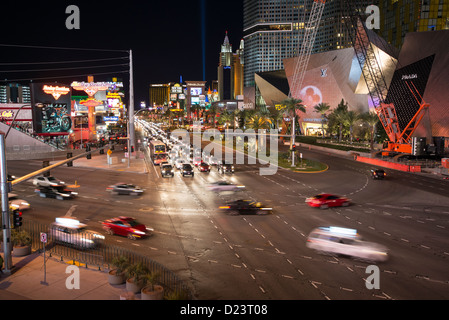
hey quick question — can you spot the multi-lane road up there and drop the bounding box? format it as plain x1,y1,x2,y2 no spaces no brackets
7,132,449,300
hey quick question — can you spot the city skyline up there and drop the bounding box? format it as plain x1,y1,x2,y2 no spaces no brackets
0,1,243,106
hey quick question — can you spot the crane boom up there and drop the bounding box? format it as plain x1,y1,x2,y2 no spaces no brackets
289,0,326,99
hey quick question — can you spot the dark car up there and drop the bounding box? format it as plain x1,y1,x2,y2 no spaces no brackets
305,194,350,209
161,164,174,177
106,183,144,195
198,162,211,172
102,216,153,240
218,161,234,174
219,200,272,215
182,164,194,177
35,186,78,200
371,169,386,180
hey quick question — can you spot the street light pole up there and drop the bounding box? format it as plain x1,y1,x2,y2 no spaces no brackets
129,49,135,153
0,131,12,273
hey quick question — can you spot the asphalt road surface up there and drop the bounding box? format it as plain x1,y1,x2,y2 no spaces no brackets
7,136,449,300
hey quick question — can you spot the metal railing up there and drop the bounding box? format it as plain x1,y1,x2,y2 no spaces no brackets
19,220,193,299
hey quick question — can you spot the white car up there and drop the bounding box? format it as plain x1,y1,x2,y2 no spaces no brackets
33,176,65,187
207,181,245,192
50,217,105,249
175,159,186,170
306,226,389,262
8,193,31,211
208,156,219,166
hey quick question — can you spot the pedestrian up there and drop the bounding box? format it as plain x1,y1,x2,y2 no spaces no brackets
0,254,3,274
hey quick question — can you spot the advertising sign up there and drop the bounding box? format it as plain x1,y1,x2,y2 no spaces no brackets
31,83,72,135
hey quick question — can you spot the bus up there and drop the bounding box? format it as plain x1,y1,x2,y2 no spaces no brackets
149,140,168,165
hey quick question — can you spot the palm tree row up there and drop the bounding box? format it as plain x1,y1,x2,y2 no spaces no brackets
316,99,384,151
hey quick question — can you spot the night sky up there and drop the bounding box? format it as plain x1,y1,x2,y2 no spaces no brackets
0,0,243,107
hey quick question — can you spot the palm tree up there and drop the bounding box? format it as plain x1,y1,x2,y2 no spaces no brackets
245,112,272,153
268,107,284,131
361,111,380,151
344,110,361,143
207,104,219,128
329,99,349,142
218,110,234,129
313,102,331,137
280,98,306,150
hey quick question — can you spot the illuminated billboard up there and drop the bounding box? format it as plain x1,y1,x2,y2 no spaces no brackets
31,83,72,135
190,87,202,96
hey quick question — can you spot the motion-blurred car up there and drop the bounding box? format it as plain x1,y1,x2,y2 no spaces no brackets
175,158,186,170
106,183,143,195
208,181,244,192
102,216,153,240
192,157,202,166
50,217,105,249
35,186,78,200
160,164,174,177
182,164,194,177
219,199,272,215
306,226,388,262
305,194,350,209
208,156,219,166
33,176,65,187
198,162,211,172
218,161,234,174
371,169,386,180
8,193,31,211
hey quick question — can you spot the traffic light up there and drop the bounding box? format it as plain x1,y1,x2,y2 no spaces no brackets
124,145,128,153
13,210,22,228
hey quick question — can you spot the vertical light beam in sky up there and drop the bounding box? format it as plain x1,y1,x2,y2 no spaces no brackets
201,0,206,82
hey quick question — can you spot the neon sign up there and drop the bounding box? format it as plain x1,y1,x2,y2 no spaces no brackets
1,110,14,118
71,81,124,97
43,85,71,100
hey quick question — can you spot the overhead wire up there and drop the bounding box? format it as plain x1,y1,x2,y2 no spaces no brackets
0,43,130,83
0,57,128,66
0,63,130,73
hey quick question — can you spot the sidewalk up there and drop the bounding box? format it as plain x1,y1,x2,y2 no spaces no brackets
0,253,128,300
0,149,152,300
63,149,150,175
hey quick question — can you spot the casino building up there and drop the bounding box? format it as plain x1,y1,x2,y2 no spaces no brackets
255,28,449,147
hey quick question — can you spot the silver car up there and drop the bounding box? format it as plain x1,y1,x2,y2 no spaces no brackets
306,226,389,262
106,183,144,195
33,176,65,187
50,217,105,249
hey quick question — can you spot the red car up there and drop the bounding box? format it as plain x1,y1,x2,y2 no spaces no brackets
306,194,350,209
102,216,153,240
198,162,211,172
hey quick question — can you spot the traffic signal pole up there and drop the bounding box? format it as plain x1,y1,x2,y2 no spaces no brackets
0,131,12,273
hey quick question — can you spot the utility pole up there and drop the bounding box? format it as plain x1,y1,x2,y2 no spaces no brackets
0,131,12,273
129,49,135,154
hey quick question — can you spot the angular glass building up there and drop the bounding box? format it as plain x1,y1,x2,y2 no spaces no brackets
243,0,373,88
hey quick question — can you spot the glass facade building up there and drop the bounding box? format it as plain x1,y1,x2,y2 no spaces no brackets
379,0,449,49
243,0,372,88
